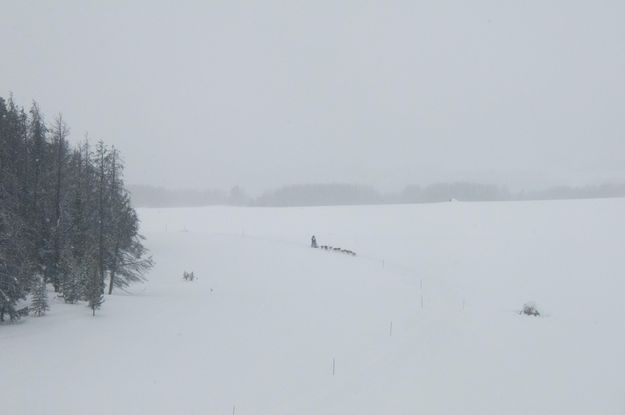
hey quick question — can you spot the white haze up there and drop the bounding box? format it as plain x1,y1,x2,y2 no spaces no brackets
1,0,624,193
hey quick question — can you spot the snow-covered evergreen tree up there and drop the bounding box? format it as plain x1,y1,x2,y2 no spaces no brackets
86,261,104,316
0,207,31,321
106,163,153,294
46,115,71,292
31,275,49,317
0,96,32,321
60,249,83,304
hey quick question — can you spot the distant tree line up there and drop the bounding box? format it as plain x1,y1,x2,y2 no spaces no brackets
394,182,511,203
517,183,625,201
128,184,249,207
130,181,625,208
254,183,382,207
0,95,152,320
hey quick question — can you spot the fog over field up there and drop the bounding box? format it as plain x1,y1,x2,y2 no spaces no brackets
129,181,625,207
1,1,624,414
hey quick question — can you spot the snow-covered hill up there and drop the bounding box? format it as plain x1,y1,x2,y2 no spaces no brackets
2,199,624,414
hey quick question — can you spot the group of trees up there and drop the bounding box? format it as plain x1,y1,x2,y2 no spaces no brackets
398,183,511,203
255,183,382,207
134,180,625,208
133,181,625,208
253,183,512,206
128,184,250,208
0,95,152,321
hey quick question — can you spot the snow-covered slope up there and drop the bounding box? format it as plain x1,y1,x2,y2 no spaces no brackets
2,199,624,414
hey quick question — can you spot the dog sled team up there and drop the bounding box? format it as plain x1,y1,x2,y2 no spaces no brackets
310,235,356,256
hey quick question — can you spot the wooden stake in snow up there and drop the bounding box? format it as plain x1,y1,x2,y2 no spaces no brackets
332,358,336,376
233,405,236,415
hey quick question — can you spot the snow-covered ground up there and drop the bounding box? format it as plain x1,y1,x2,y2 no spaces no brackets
2,199,624,414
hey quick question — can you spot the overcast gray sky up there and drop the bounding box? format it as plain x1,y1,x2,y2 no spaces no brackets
2,0,624,193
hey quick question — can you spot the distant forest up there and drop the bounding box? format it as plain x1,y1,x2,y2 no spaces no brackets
0,95,152,321
130,182,625,208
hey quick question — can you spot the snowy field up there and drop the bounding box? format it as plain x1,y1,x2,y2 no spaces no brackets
2,198,624,414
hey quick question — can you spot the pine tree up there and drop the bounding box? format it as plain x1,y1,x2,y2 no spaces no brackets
59,247,82,304
0,206,31,321
94,141,110,299
47,115,70,292
31,275,49,317
0,96,32,321
107,148,153,294
86,259,104,316
26,102,53,280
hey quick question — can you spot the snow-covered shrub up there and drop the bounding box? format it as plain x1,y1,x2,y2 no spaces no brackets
183,271,196,281
520,302,540,317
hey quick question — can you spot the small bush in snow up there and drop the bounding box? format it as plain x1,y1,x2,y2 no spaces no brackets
520,302,540,317
183,271,196,282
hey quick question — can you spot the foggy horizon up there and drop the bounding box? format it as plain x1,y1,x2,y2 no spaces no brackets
129,176,625,197
2,1,625,194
